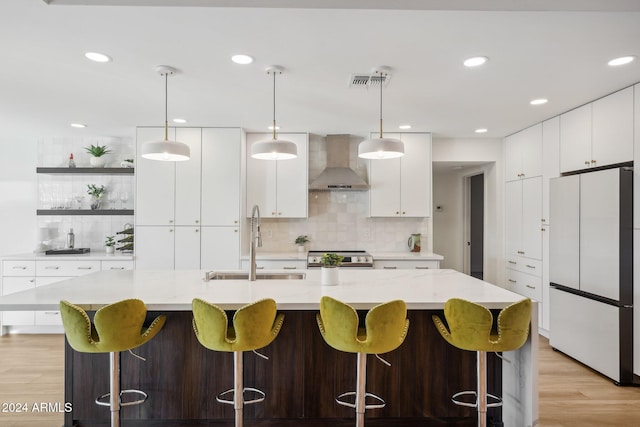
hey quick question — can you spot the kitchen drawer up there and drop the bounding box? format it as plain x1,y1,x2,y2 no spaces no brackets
3,260,36,276
506,269,542,301
36,260,101,277
102,260,135,271
35,310,62,325
505,257,542,277
240,260,307,270
374,260,439,270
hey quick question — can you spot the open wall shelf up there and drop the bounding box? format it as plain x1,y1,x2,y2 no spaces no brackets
37,167,134,174
37,209,134,216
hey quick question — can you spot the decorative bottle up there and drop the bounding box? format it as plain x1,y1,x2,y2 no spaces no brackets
66,228,75,249
68,153,76,168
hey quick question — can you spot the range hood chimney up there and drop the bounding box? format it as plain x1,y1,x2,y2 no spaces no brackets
309,134,369,191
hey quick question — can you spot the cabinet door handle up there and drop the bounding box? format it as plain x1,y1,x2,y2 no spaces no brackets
383,266,397,269
585,160,590,165
12,266,27,270
256,266,265,270
508,279,517,283
195,229,199,233
77,266,93,270
591,160,596,164
541,218,546,222
517,251,525,255
526,285,536,289
45,266,60,270
283,266,297,270
109,267,125,270
508,260,517,264
234,220,238,224
44,311,60,316
169,229,174,232
195,220,199,224
395,211,400,215
415,266,430,269
272,212,276,216
29,279,35,283
234,229,238,233
169,220,174,223
525,265,536,269
402,211,406,215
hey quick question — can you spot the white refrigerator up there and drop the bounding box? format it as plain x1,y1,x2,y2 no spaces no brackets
549,166,633,384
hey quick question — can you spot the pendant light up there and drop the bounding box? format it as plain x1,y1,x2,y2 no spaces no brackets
141,65,190,162
251,66,297,160
358,67,404,159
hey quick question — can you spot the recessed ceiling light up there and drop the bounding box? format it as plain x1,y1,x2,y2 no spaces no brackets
231,54,254,65
84,52,112,63
399,124,412,130
608,56,635,66
475,128,488,134
530,98,548,106
70,123,86,128
268,125,280,130
173,118,187,124
463,56,488,67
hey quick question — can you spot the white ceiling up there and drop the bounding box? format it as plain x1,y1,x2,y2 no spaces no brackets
2,0,640,141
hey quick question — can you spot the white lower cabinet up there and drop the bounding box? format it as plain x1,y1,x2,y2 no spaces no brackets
373,260,440,269
135,226,175,270
175,227,202,270
2,276,36,325
201,227,240,271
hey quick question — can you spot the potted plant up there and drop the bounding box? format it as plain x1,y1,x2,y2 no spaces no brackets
295,235,310,252
84,144,111,167
105,236,116,254
87,184,106,210
320,252,343,286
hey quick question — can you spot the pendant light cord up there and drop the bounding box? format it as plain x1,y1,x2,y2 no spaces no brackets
379,71,384,138
164,72,169,142
272,70,277,140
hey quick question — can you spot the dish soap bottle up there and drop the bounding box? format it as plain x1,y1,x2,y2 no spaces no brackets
68,153,76,168
66,228,75,249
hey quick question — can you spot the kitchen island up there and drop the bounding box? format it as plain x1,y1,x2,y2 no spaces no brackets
0,268,537,427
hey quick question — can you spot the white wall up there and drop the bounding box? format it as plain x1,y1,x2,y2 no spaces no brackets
432,137,504,285
432,169,464,270
0,136,37,256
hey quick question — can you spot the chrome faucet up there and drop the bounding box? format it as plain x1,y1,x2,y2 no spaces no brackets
249,204,262,281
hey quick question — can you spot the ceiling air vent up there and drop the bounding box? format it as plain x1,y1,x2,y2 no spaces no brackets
348,72,391,88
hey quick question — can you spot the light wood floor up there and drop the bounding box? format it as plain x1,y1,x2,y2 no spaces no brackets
1,334,639,426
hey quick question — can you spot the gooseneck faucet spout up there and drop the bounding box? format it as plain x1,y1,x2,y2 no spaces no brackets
249,205,262,281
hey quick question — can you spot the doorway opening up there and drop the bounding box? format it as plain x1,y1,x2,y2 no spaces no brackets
465,173,484,279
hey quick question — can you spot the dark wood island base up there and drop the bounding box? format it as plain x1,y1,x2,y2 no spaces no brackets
64,310,502,426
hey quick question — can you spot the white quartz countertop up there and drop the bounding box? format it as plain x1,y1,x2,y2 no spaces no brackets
2,252,134,261
0,268,522,311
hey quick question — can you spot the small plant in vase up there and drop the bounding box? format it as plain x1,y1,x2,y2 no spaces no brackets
84,144,111,167
105,236,116,254
295,235,310,252
320,252,344,286
87,184,106,210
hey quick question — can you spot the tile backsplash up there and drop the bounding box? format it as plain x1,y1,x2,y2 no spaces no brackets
256,134,431,253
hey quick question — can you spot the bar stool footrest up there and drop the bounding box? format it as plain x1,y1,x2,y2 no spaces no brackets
216,387,266,406
451,390,503,408
95,389,148,407
336,391,386,410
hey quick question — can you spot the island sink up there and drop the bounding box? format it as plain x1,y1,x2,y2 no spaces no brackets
204,271,306,281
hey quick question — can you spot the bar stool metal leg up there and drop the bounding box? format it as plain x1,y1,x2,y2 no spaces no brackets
477,351,486,427
110,352,120,427
356,352,366,427
234,351,243,427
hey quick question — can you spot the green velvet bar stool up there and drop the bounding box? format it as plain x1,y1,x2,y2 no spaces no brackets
60,299,166,427
316,296,409,427
192,298,284,427
432,298,531,427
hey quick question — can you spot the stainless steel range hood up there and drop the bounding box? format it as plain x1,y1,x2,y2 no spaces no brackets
309,134,369,191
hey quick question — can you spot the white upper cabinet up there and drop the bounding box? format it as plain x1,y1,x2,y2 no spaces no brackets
136,127,176,226
505,124,542,181
560,87,633,173
174,128,202,226
369,133,432,217
542,117,560,225
592,87,634,167
246,133,308,218
201,128,241,227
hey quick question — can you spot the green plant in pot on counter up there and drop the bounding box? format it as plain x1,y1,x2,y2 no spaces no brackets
84,144,111,167
87,184,106,210
320,252,344,267
105,236,116,254
295,235,310,251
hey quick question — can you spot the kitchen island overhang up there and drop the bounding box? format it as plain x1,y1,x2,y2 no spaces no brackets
0,268,538,427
